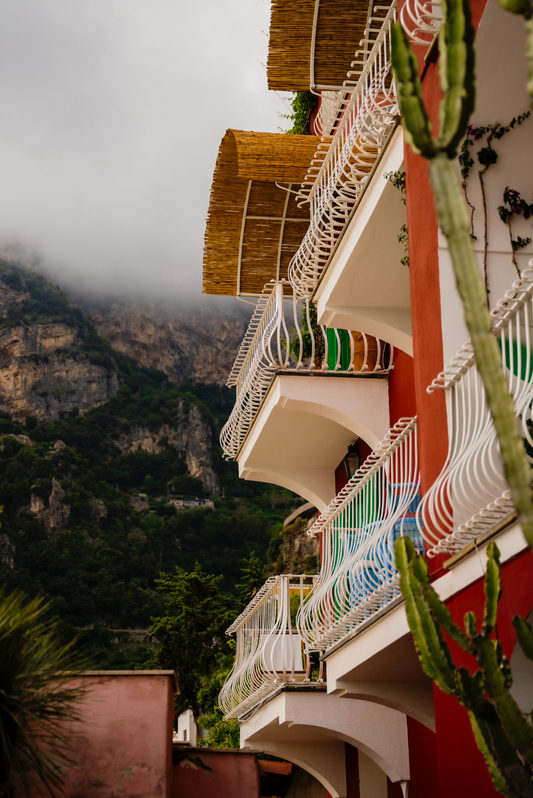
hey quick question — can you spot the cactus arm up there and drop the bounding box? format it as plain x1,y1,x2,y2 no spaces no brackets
513,615,533,660
425,586,472,651
468,714,514,798
395,538,457,691
461,665,533,796
475,635,533,766
390,24,436,158
466,701,528,797
459,669,519,797
411,549,474,651
397,534,533,791
483,542,502,634
494,640,514,690
436,0,477,156
464,611,478,637
429,154,533,550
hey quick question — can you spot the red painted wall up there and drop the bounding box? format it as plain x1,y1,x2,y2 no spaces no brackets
18,671,177,798
387,779,403,797
406,717,440,798
335,460,349,494
389,350,417,424
403,0,490,578
172,749,260,798
434,547,533,798
404,145,447,507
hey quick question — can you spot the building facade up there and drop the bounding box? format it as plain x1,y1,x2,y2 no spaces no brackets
202,0,533,795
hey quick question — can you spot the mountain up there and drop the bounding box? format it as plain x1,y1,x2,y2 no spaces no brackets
0,268,119,422
0,261,300,666
77,297,249,387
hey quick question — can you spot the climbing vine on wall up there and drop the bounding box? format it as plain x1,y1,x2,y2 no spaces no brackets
458,111,531,298
385,170,409,267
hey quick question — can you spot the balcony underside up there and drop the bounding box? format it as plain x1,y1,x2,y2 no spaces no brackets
315,128,413,355
325,599,435,731
237,373,390,511
240,691,410,797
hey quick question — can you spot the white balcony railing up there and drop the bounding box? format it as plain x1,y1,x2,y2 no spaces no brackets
418,264,533,558
313,91,351,138
219,574,319,720
288,2,399,298
220,281,393,460
400,0,442,46
297,418,420,653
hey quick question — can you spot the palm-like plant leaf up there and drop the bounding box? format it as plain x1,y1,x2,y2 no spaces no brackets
0,589,88,798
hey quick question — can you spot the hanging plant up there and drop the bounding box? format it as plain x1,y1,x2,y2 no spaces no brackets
282,92,319,135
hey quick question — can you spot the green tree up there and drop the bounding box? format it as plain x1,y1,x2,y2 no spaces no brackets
197,649,240,749
234,551,267,610
147,563,233,716
0,590,87,798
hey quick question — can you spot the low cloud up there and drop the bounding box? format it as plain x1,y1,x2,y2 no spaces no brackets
0,0,288,303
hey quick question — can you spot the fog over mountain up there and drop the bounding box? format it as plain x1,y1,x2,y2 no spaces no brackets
0,0,286,302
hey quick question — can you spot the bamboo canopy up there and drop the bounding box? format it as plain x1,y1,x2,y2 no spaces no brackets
203,130,319,296
267,0,373,91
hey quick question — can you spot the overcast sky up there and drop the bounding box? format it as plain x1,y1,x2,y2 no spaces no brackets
0,0,286,303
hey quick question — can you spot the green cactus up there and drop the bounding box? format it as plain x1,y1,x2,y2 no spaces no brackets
391,0,533,551
396,538,533,797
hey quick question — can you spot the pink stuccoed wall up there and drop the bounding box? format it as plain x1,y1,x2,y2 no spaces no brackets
172,748,261,798
21,670,177,798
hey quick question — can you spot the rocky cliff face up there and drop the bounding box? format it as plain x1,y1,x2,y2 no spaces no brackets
0,323,119,421
29,477,71,535
0,265,236,494
112,404,219,494
80,299,249,387
272,516,320,575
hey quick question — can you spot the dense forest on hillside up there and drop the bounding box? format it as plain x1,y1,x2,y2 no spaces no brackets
0,262,305,668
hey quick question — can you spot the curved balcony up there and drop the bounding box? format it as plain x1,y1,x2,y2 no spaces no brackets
417,264,533,558
221,281,393,463
287,1,399,299
400,0,442,46
297,418,420,653
219,574,319,720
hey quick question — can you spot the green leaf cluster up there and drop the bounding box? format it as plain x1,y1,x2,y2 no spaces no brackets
146,563,234,717
147,551,268,729
0,589,89,797
282,92,318,135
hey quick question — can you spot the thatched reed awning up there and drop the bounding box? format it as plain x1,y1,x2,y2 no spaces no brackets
203,130,319,297
267,0,373,92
